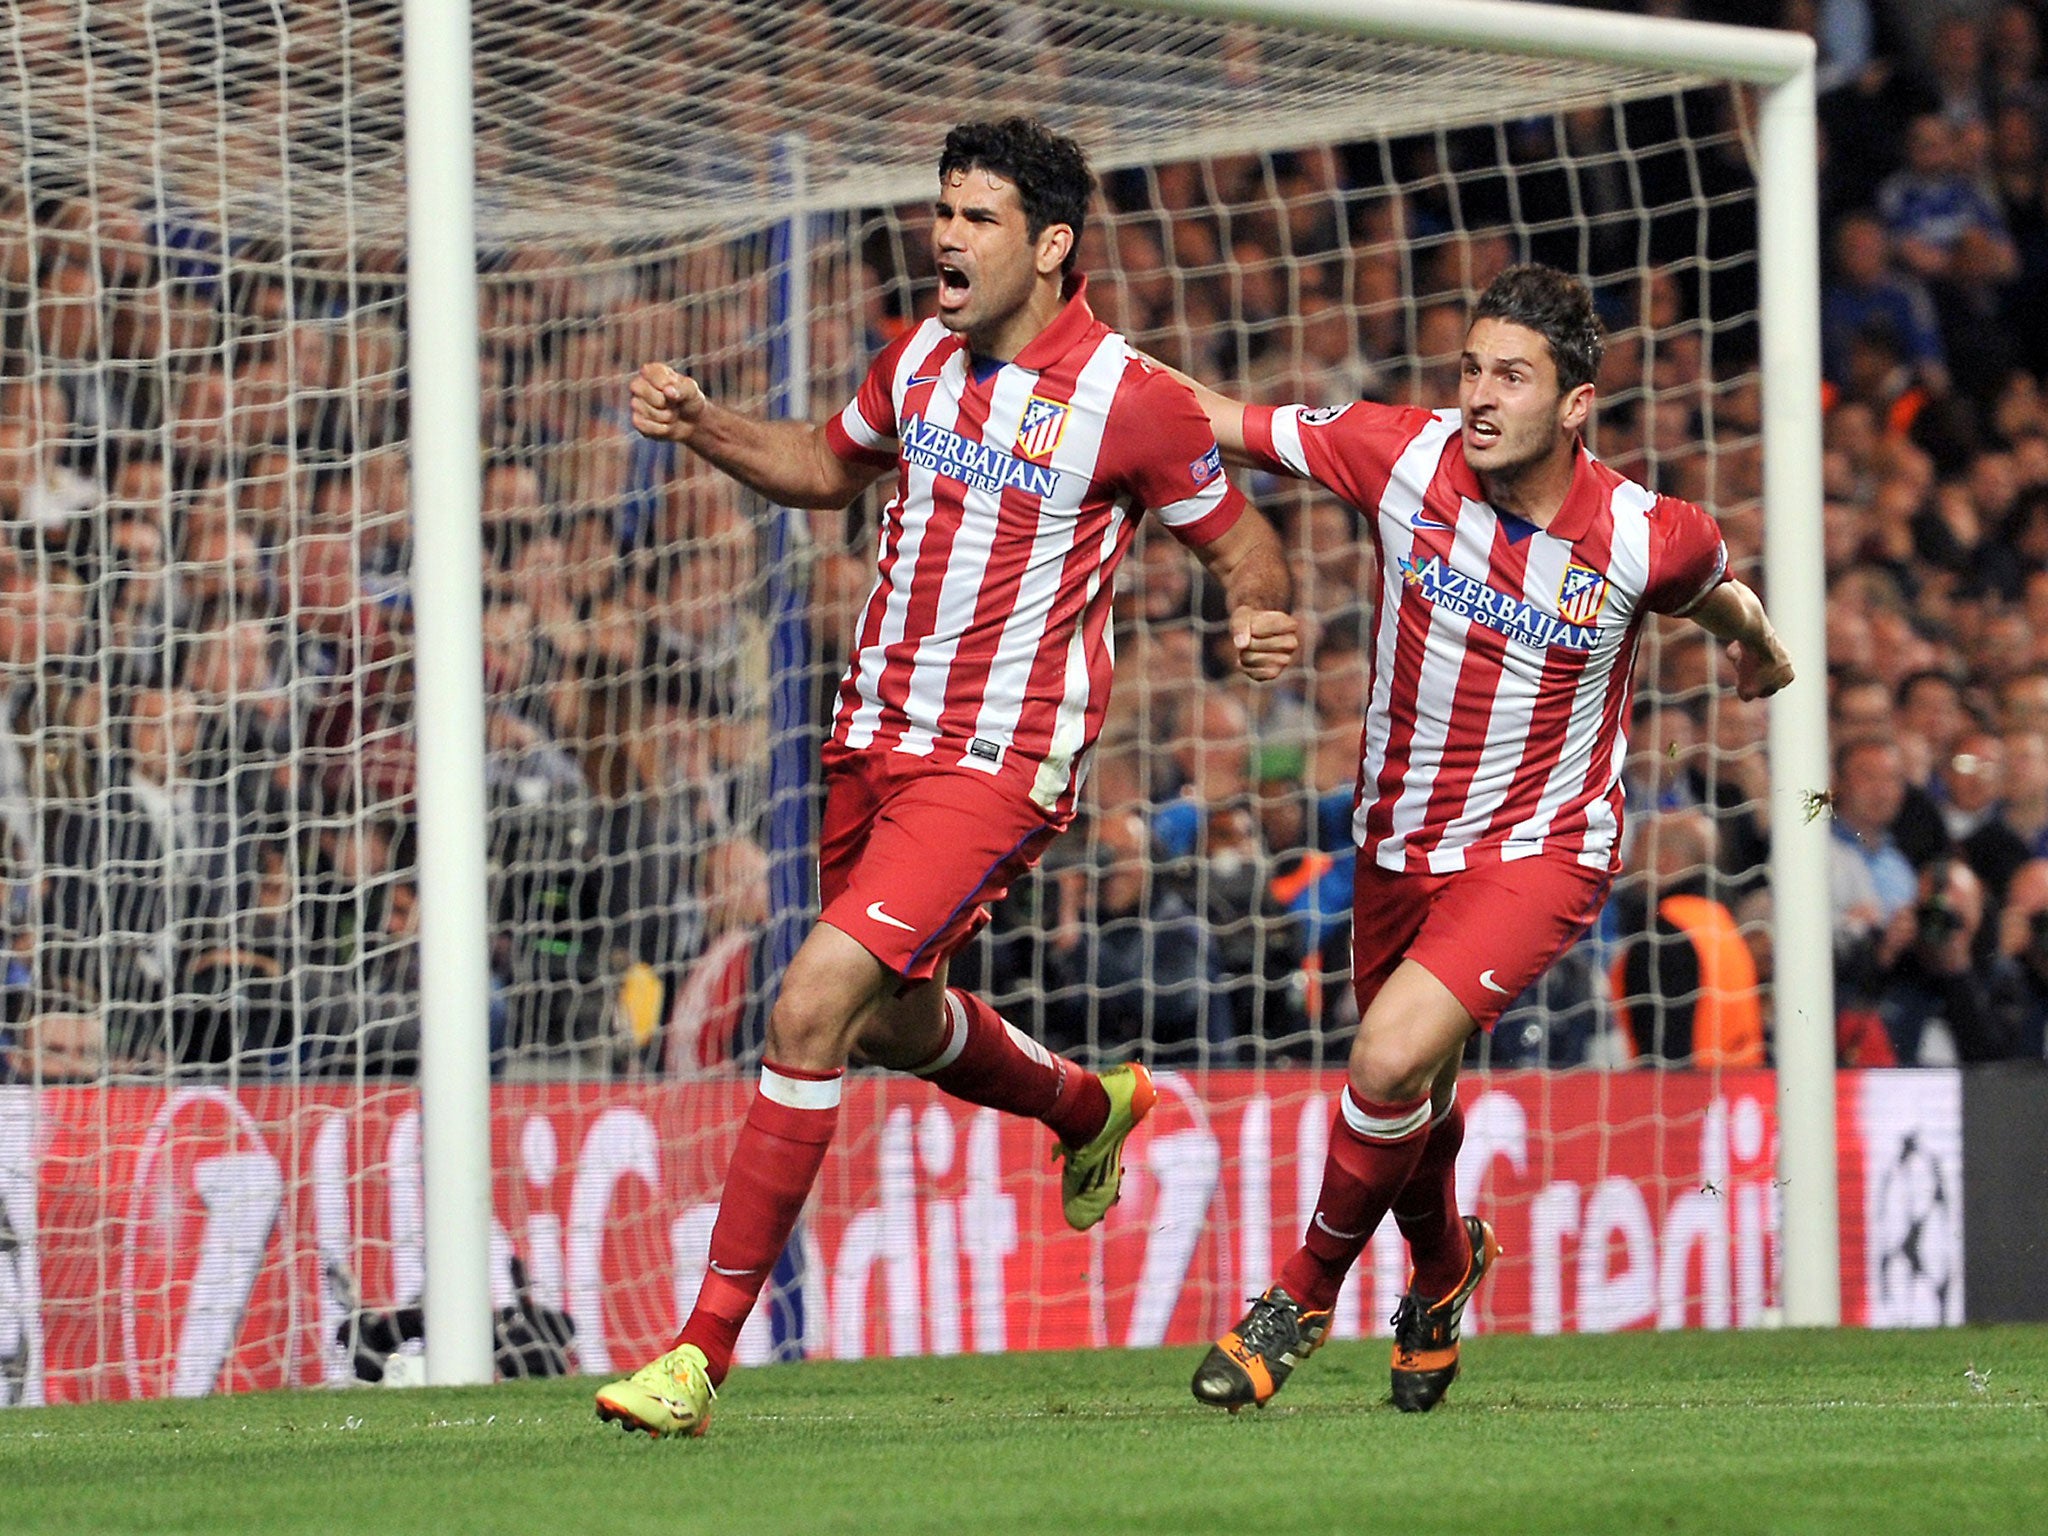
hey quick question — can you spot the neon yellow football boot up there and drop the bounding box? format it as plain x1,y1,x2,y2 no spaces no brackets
594,1343,715,1438
1056,1062,1158,1231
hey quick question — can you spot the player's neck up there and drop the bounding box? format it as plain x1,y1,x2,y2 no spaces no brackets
965,279,1067,367
1477,442,1576,527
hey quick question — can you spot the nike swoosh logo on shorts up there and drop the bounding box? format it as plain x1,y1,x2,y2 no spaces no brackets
1479,969,1511,996
866,901,916,932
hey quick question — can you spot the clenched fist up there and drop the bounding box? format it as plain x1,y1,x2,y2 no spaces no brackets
1730,634,1795,701
630,361,709,443
1231,606,1300,683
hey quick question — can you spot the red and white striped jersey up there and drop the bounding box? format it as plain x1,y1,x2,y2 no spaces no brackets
823,278,1243,815
1244,400,1727,874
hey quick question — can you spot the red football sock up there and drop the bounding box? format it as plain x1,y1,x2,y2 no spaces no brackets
1277,1087,1432,1312
1392,1097,1473,1300
674,1061,842,1386
914,988,1109,1147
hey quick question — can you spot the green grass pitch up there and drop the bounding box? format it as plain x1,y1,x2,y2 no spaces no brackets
3,1328,2045,1535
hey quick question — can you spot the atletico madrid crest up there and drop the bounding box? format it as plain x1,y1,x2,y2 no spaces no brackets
1013,395,1071,461
1557,560,1609,626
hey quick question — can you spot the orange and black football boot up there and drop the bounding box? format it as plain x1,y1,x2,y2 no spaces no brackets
1190,1285,1332,1411
1389,1215,1503,1413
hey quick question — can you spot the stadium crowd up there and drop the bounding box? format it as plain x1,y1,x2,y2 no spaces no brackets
4,0,2048,1081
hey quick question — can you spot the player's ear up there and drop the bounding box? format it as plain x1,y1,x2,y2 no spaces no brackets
1559,381,1595,436
1035,222,1073,278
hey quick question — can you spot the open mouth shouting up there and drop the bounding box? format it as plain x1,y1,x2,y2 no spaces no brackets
937,260,972,312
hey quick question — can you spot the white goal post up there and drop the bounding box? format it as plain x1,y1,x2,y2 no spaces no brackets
402,0,496,1389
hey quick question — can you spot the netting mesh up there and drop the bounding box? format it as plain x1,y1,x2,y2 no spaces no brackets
0,0,1780,1403
6,1,1711,241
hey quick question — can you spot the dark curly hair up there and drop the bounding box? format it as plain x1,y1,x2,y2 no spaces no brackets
938,117,1094,275
1471,264,1606,393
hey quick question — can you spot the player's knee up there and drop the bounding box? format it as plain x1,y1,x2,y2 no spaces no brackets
765,991,855,1070
1347,1032,1439,1106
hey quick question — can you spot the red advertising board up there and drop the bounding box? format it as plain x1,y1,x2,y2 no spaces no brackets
0,1069,1963,1406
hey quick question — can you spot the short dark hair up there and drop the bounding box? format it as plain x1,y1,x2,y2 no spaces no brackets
939,117,1094,276
1833,731,1900,780
1470,264,1605,393
1896,667,1964,710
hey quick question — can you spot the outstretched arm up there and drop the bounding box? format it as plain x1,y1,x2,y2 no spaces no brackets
1687,577,1794,701
1192,506,1298,682
630,362,890,510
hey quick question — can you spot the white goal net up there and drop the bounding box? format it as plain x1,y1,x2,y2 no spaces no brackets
0,0,1813,1404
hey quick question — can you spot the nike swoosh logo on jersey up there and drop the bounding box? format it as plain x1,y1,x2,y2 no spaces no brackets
906,373,943,389
866,901,916,932
1411,513,1454,530
1479,969,1511,996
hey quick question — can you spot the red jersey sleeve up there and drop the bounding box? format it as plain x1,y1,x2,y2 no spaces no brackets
822,330,911,469
1111,363,1245,547
1240,400,1437,511
1641,495,1730,616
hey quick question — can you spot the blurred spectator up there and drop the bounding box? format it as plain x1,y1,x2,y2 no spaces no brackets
1821,211,1946,391
1988,4,2048,129
0,415,95,549
496,659,696,1069
184,834,418,1072
1877,114,2017,290
2000,727,2048,855
1921,12,1991,134
1988,857,2048,1060
0,565,62,870
1804,0,1875,97
1940,727,2032,901
98,510,179,683
1622,697,1705,841
1150,686,1309,1046
1868,856,2007,1064
664,835,770,1076
2,979,105,1083
179,492,272,625
1611,809,1765,1067
1252,746,1351,1006
1290,498,1373,623
1831,735,1917,997
1830,668,1894,737
1043,805,1225,1065
1307,610,1369,800
81,683,262,1064
1702,692,1773,891
2000,667,2048,733
1892,668,1972,857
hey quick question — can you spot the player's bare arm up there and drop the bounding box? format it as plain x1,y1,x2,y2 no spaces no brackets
1687,576,1794,701
1193,508,1298,681
630,361,889,509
